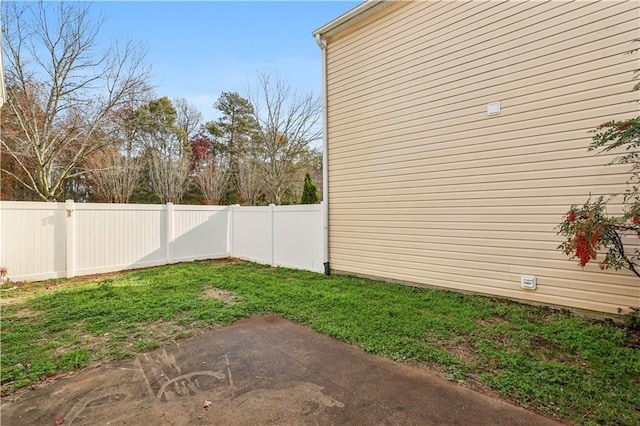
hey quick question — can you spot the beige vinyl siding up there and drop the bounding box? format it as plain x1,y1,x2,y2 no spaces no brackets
325,0,640,314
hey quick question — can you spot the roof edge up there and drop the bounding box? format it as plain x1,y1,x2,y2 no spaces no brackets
312,1,398,40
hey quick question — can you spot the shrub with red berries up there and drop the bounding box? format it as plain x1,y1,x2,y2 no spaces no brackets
558,116,640,277
558,198,639,274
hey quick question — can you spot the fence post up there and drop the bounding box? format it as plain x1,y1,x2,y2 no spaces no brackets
228,205,233,257
65,199,75,278
166,202,174,263
269,203,275,267
228,205,238,257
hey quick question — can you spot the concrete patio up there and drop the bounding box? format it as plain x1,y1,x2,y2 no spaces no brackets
1,316,560,425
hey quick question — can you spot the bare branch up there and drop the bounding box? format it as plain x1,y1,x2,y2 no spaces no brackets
195,161,228,205
247,70,321,204
84,149,142,203
0,1,151,201
174,97,202,141
148,150,191,204
237,155,264,206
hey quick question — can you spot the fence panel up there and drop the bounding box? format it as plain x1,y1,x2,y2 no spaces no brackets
0,201,67,281
172,205,230,262
230,206,272,264
73,203,167,276
273,205,324,272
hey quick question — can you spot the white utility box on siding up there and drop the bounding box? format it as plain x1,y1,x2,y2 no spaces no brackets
521,275,537,290
487,101,501,115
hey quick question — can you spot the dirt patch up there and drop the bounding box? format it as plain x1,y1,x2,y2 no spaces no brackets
444,339,477,366
14,308,40,319
420,334,478,367
203,287,237,304
529,336,580,364
209,258,247,266
126,321,203,349
491,333,511,349
529,335,566,354
0,286,30,306
78,321,216,360
475,315,508,327
81,332,114,353
69,271,127,285
627,328,640,348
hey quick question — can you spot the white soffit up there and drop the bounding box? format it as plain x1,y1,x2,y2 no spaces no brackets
312,0,400,41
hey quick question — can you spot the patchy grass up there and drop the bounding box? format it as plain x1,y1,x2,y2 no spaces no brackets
1,260,638,424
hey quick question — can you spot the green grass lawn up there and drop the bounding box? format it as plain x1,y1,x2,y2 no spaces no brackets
1,260,638,424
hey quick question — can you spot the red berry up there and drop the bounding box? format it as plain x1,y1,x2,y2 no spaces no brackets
567,211,576,222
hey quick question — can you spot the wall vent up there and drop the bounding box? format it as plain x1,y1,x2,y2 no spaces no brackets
487,101,501,115
521,275,537,290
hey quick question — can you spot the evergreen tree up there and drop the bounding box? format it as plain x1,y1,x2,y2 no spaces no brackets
301,173,319,204
205,92,259,203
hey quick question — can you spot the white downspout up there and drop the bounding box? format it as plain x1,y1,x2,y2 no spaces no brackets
0,25,5,276
315,33,330,275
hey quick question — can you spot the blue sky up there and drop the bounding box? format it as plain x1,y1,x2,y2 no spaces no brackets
94,1,360,123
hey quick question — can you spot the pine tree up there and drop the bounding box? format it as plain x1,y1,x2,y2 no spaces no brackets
205,92,259,204
301,173,319,204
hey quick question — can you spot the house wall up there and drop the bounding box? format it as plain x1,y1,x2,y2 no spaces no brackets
324,0,640,314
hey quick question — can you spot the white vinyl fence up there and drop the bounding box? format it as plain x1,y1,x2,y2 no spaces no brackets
0,201,324,282
230,204,324,272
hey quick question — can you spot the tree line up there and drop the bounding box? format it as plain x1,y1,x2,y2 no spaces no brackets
1,1,321,205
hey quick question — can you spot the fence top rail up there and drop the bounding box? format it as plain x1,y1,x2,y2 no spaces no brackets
1,201,322,212
232,204,323,212
273,204,323,212
73,203,165,211
173,205,230,212
232,206,271,212
0,201,66,210
1,201,232,211
74,204,230,212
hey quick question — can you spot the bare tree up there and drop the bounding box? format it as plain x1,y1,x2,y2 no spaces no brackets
195,161,229,205
85,149,142,203
174,97,202,141
0,1,151,201
247,71,321,204
237,155,264,206
148,151,191,204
